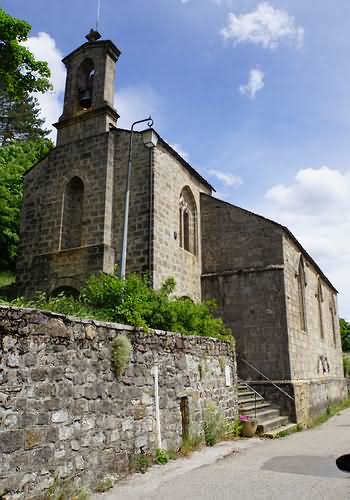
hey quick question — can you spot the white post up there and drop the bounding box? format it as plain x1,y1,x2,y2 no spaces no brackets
151,365,162,449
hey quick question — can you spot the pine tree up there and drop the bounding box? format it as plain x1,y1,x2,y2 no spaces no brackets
0,89,49,146
0,139,53,271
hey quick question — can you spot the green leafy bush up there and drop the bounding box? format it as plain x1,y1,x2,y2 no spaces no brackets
45,475,90,500
111,335,133,378
203,404,226,446
7,273,232,342
179,432,203,456
155,448,169,465
340,318,350,352
343,354,350,378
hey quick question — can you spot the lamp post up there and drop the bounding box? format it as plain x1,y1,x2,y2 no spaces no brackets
120,116,158,279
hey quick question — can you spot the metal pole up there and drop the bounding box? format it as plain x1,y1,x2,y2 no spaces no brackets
119,116,153,279
96,0,101,31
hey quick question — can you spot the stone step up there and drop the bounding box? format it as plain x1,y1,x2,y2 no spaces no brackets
257,415,289,434
237,390,256,397
243,407,281,421
240,402,271,413
238,395,264,405
263,422,299,439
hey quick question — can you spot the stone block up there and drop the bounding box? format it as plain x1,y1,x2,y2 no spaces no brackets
52,409,68,423
25,430,43,450
0,430,24,453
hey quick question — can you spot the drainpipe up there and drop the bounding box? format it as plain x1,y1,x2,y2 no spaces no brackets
151,365,162,449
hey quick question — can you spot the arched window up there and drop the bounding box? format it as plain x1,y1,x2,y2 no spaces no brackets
179,187,197,255
297,257,307,332
330,296,337,346
61,177,84,250
77,58,95,109
317,278,324,339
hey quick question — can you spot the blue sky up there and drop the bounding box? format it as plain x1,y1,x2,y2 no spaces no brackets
3,0,350,317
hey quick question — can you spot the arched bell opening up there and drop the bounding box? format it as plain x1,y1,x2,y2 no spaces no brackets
77,58,95,110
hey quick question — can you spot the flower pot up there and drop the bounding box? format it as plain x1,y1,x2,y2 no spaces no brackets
241,420,257,438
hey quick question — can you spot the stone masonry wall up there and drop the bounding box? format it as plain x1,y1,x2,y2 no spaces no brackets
201,194,284,275
111,130,151,276
0,306,237,499
282,235,347,421
283,235,344,380
17,132,116,297
201,195,290,380
152,144,211,302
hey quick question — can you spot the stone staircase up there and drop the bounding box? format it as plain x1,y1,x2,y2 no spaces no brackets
238,381,297,437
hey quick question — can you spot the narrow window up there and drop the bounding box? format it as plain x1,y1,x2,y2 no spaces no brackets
297,257,307,332
183,211,190,251
179,187,197,255
179,207,183,247
317,279,324,339
61,177,84,250
330,296,337,347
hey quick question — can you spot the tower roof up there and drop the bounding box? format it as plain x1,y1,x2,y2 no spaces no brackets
62,36,121,65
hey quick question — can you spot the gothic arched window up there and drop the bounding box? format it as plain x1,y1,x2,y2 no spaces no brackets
297,256,307,332
330,295,337,346
77,58,95,109
61,176,84,250
317,278,324,339
179,186,197,255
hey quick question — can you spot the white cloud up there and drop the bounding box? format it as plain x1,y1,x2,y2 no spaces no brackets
239,68,265,99
265,166,349,214
116,85,163,130
169,143,190,161
209,169,243,187
262,166,350,317
221,2,304,50
23,32,66,139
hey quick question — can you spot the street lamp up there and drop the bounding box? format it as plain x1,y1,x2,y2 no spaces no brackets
120,116,158,279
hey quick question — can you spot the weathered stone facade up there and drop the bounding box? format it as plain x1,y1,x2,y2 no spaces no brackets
0,305,237,498
201,194,347,422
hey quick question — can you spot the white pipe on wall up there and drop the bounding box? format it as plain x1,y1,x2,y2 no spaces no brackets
151,365,162,449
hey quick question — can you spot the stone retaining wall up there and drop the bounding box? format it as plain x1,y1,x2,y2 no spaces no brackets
0,305,237,499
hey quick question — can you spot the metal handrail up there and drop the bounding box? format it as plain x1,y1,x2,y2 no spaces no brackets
238,379,265,419
240,357,295,401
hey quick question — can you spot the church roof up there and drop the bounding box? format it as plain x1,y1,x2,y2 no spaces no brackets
208,195,338,293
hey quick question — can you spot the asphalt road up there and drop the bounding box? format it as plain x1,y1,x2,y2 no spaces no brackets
96,408,350,500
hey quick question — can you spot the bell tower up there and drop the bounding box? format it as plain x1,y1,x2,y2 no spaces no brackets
54,29,121,145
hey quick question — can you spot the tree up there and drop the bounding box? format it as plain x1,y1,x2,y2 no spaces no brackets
0,139,53,271
340,318,350,352
0,89,49,146
0,8,51,100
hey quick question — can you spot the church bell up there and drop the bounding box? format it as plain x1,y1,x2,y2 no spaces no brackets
79,88,92,109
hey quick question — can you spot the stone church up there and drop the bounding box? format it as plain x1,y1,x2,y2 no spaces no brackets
17,32,346,423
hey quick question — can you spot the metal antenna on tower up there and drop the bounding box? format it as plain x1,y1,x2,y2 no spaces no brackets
96,0,101,31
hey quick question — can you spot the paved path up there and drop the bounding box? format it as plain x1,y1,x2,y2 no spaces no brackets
95,408,350,500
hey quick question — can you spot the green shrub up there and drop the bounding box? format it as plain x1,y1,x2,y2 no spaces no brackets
131,451,153,474
179,432,203,456
203,404,226,446
6,273,232,342
45,475,90,500
223,419,243,440
111,335,132,378
343,354,350,378
95,477,114,493
155,448,169,465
